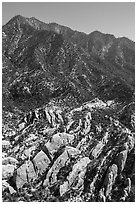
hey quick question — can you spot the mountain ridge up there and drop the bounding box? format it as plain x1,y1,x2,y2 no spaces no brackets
2,15,135,111
3,14,135,42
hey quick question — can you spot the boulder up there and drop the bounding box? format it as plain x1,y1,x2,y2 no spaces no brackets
23,146,36,159
120,178,132,201
33,150,51,175
42,127,56,136
2,153,7,159
66,146,81,158
56,109,64,123
52,132,74,146
16,163,27,189
12,144,20,154
82,112,92,135
26,160,37,182
124,178,131,193
67,157,90,188
60,157,91,195
127,135,135,151
60,181,69,196
43,147,80,187
116,149,128,172
98,188,106,202
45,109,52,124
2,180,16,194
16,160,37,189
2,157,18,165
18,122,26,131
103,164,118,198
90,141,105,159
45,134,64,155
2,164,15,179
26,134,38,143
66,120,74,132
43,150,70,186
49,109,56,127
2,140,11,149
72,119,82,133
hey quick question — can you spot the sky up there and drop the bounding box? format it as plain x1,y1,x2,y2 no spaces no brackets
2,2,135,41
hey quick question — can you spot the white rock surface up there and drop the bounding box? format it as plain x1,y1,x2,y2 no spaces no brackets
2,140,11,149
2,157,18,165
2,180,16,194
60,157,90,195
16,160,37,189
2,164,15,179
33,150,51,175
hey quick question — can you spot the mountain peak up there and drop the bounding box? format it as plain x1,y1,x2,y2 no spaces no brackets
7,14,26,24
3,15,134,43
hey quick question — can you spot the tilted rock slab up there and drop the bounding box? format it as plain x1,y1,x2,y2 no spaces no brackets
103,164,118,199
43,146,80,187
33,150,51,175
16,160,37,189
60,157,91,196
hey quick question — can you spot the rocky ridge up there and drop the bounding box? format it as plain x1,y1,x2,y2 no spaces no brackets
2,98,135,201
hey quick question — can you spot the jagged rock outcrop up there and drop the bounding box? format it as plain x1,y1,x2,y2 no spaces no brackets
60,157,91,196
2,98,135,202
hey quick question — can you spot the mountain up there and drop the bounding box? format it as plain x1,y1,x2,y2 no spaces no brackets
2,15,134,109
2,15,135,202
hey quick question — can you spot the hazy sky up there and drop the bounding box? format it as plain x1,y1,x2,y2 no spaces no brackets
2,2,135,41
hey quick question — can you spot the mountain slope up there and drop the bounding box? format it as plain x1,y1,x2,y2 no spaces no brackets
2,15,134,110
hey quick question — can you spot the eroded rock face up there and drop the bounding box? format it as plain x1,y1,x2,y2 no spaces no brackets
2,98,135,202
2,99,135,202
